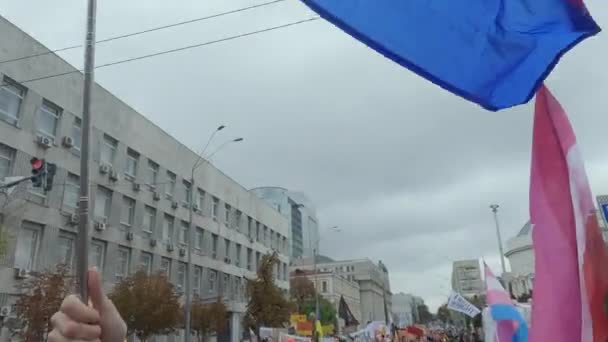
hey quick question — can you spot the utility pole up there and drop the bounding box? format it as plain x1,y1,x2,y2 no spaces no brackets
490,204,507,275
184,171,195,342
77,0,97,302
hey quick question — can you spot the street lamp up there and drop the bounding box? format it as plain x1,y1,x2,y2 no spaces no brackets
206,138,245,161
185,126,242,342
311,225,340,334
490,204,507,274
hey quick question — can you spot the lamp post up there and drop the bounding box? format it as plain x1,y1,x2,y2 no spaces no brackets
185,126,243,342
490,204,507,274
310,225,339,335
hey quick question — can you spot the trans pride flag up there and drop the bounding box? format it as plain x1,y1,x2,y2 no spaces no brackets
530,86,608,341
484,263,528,342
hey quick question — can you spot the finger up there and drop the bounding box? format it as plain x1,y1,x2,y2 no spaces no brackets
60,295,100,324
87,267,106,311
51,311,102,340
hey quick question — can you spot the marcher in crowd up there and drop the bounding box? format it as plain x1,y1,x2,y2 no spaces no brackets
48,268,127,342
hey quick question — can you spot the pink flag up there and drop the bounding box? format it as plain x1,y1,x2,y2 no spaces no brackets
530,85,608,342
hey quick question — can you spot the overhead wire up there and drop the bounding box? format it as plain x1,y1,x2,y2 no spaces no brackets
0,0,290,65
0,17,321,88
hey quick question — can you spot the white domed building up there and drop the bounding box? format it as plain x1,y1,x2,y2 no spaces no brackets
504,208,608,299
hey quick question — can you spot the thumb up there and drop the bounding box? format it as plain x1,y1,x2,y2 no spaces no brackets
88,267,106,311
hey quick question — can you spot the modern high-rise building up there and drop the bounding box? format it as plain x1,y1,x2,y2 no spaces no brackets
250,187,319,259
291,256,392,323
0,15,290,342
451,259,483,298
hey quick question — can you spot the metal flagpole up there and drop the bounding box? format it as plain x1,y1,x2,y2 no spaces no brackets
490,204,507,274
77,0,97,302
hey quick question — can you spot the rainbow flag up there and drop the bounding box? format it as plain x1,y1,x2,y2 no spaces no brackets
484,263,528,342
529,86,608,341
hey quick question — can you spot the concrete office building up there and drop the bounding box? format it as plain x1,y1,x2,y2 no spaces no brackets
250,187,319,259
292,256,391,323
0,15,289,342
451,259,483,298
290,269,362,331
391,293,424,328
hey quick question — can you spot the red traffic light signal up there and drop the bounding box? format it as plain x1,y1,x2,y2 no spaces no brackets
30,158,43,170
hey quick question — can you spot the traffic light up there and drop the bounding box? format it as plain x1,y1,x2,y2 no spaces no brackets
44,162,57,192
30,158,45,188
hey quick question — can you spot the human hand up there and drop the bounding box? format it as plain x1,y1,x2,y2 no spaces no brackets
49,267,127,342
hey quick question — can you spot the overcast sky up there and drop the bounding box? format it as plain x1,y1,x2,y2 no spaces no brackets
2,0,607,311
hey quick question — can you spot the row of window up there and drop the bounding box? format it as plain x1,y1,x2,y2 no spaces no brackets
0,75,288,253
15,220,289,297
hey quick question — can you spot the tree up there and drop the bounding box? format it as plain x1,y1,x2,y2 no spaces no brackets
244,252,292,330
14,264,75,342
301,297,337,325
190,297,228,342
416,304,433,324
290,276,316,312
436,303,451,323
109,271,181,342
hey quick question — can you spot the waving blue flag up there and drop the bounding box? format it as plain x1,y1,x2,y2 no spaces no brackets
302,0,600,111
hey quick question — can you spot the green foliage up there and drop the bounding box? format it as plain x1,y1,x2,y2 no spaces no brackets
416,304,433,324
190,298,228,342
436,303,451,323
244,252,292,330
301,298,337,325
109,271,181,342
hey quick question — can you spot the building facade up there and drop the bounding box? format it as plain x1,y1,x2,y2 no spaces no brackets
292,256,391,323
391,293,424,328
250,187,319,259
451,259,483,298
0,15,290,342
290,269,362,332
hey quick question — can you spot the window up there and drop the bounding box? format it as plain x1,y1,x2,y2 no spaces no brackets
89,239,106,271
139,252,153,275
71,117,82,150
94,186,112,220
166,171,176,197
322,281,328,293
125,149,139,179
63,173,80,209
0,77,26,124
235,244,241,267
225,204,231,226
197,189,205,211
283,263,287,281
146,160,159,188
121,196,135,226
212,234,218,259
100,134,117,166
256,252,261,269
177,262,186,291
235,210,242,231
115,246,130,282
247,248,252,271
256,222,260,242
179,221,188,245
160,257,171,277
208,269,217,293
57,232,75,269
248,217,253,238
224,239,230,262
223,273,230,296
263,226,268,246
183,180,191,204
195,228,204,250
143,206,156,233
212,197,219,220
163,215,174,243
15,222,41,270
0,143,15,179
194,266,202,295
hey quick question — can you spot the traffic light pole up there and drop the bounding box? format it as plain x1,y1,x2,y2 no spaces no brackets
77,0,97,303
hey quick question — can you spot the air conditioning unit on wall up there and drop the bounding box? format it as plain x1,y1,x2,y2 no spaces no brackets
36,135,52,148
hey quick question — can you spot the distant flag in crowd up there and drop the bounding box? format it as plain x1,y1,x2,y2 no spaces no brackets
529,86,608,342
484,263,528,342
338,295,360,327
447,291,481,318
301,0,600,111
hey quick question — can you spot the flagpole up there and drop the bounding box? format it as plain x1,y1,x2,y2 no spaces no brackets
490,204,507,274
77,0,97,303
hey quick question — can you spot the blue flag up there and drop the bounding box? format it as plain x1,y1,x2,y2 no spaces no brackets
302,0,600,111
